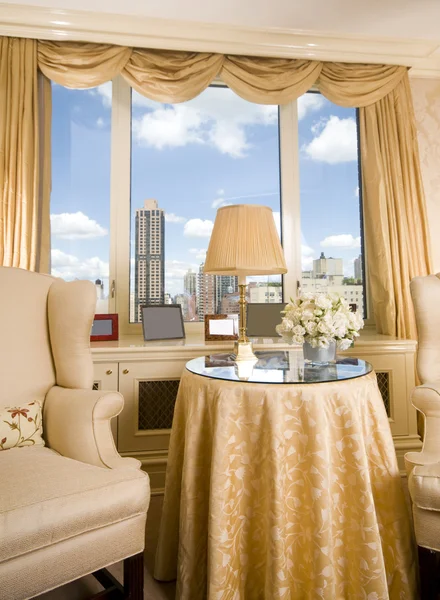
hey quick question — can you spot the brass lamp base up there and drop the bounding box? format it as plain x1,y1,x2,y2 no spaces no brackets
233,340,257,362
232,281,257,363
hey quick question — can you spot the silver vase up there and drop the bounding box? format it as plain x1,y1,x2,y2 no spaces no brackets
303,340,336,365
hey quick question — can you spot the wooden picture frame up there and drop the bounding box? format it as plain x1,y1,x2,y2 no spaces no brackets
90,314,119,341
204,314,238,341
141,304,185,341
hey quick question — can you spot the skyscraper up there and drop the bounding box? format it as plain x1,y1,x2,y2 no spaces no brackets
215,275,238,312
184,269,197,296
354,254,363,281
197,263,216,318
134,199,165,322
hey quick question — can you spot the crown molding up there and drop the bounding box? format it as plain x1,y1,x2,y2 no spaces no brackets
1,3,440,78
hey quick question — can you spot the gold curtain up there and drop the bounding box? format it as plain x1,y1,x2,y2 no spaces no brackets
359,75,431,338
38,41,132,88
10,38,430,336
0,37,50,272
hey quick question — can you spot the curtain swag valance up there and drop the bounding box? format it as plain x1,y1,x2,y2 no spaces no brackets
0,36,432,339
37,40,408,107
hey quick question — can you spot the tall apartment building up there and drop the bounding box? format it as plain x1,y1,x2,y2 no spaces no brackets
197,263,216,318
215,275,238,312
134,199,165,322
354,254,363,281
184,269,197,296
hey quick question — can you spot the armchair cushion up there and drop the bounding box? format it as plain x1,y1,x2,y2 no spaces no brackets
409,462,440,511
0,401,44,450
0,446,150,563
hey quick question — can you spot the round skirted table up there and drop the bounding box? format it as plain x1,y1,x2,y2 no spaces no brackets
154,351,416,599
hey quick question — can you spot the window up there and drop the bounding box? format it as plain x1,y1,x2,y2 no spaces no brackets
50,83,111,313
130,85,282,323
298,92,365,315
49,78,364,334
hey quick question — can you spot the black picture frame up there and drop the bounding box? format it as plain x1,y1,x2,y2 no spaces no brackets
141,304,185,341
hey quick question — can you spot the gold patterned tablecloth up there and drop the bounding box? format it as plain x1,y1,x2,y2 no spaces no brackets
154,369,416,599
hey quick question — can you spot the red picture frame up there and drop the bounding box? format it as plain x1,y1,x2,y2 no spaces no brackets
90,314,119,342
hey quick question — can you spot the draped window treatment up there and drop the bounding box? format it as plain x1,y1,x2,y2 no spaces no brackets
0,37,432,338
0,37,51,272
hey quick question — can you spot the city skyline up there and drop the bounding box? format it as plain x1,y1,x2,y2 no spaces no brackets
50,84,363,312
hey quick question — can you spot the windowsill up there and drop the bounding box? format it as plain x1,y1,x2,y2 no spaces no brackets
90,326,417,357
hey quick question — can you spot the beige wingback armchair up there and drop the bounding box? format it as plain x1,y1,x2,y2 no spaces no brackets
406,273,440,598
0,267,150,600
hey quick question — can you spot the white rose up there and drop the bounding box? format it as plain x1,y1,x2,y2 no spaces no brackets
315,295,332,310
305,321,317,335
292,324,306,337
338,339,353,351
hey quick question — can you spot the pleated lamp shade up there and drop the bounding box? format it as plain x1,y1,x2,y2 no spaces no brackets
204,204,287,276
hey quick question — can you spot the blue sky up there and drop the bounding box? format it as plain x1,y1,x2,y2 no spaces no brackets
50,83,361,299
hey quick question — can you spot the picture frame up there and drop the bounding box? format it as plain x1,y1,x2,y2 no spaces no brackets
246,303,283,337
204,314,238,341
141,304,185,341
90,314,119,342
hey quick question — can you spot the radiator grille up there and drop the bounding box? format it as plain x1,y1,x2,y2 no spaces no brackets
93,382,100,390
138,379,180,430
376,372,390,416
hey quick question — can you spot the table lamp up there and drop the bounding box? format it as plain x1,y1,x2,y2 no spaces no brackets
204,204,287,362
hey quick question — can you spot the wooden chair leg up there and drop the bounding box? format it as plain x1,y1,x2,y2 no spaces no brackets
123,552,144,600
418,545,439,600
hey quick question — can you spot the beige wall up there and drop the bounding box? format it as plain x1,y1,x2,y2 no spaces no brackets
411,78,440,272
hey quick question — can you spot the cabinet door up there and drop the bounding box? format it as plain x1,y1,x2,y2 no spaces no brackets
93,362,119,444
354,353,410,437
117,359,188,454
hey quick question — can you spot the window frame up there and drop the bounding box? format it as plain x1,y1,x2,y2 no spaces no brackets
64,75,369,336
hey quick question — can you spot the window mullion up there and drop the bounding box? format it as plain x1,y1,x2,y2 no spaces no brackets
279,100,301,303
110,75,132,331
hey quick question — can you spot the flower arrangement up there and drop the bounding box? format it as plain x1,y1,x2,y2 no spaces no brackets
276,292,364,350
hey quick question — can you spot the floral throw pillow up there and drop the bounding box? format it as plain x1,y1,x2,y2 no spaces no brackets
0,401,44,450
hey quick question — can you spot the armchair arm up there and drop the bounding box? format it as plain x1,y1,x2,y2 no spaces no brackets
406,382,440,473
44,386,141,470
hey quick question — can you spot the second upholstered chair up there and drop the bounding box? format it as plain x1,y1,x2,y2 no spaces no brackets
406,273,440,599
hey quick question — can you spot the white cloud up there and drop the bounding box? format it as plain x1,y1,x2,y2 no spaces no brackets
165,212,187,223
132,87,278,158
90,82,111,107
304,116,357,164
51,212,108,240
132,90,164,110
211,196,226,209
189,248,207,260
133,105,204,151
298,94,325,120
184,218,214,238
301,244,315,270
216,188,225,196
302,244,315,257
96,117,105,128
51,249,109,281
165,259,200,296
320,234,361,249
211,191,278,209
354,186,359,197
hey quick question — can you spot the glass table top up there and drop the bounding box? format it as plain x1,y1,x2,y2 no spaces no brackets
186,351,372,384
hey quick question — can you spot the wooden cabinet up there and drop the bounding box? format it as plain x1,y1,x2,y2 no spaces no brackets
92,330,421,493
